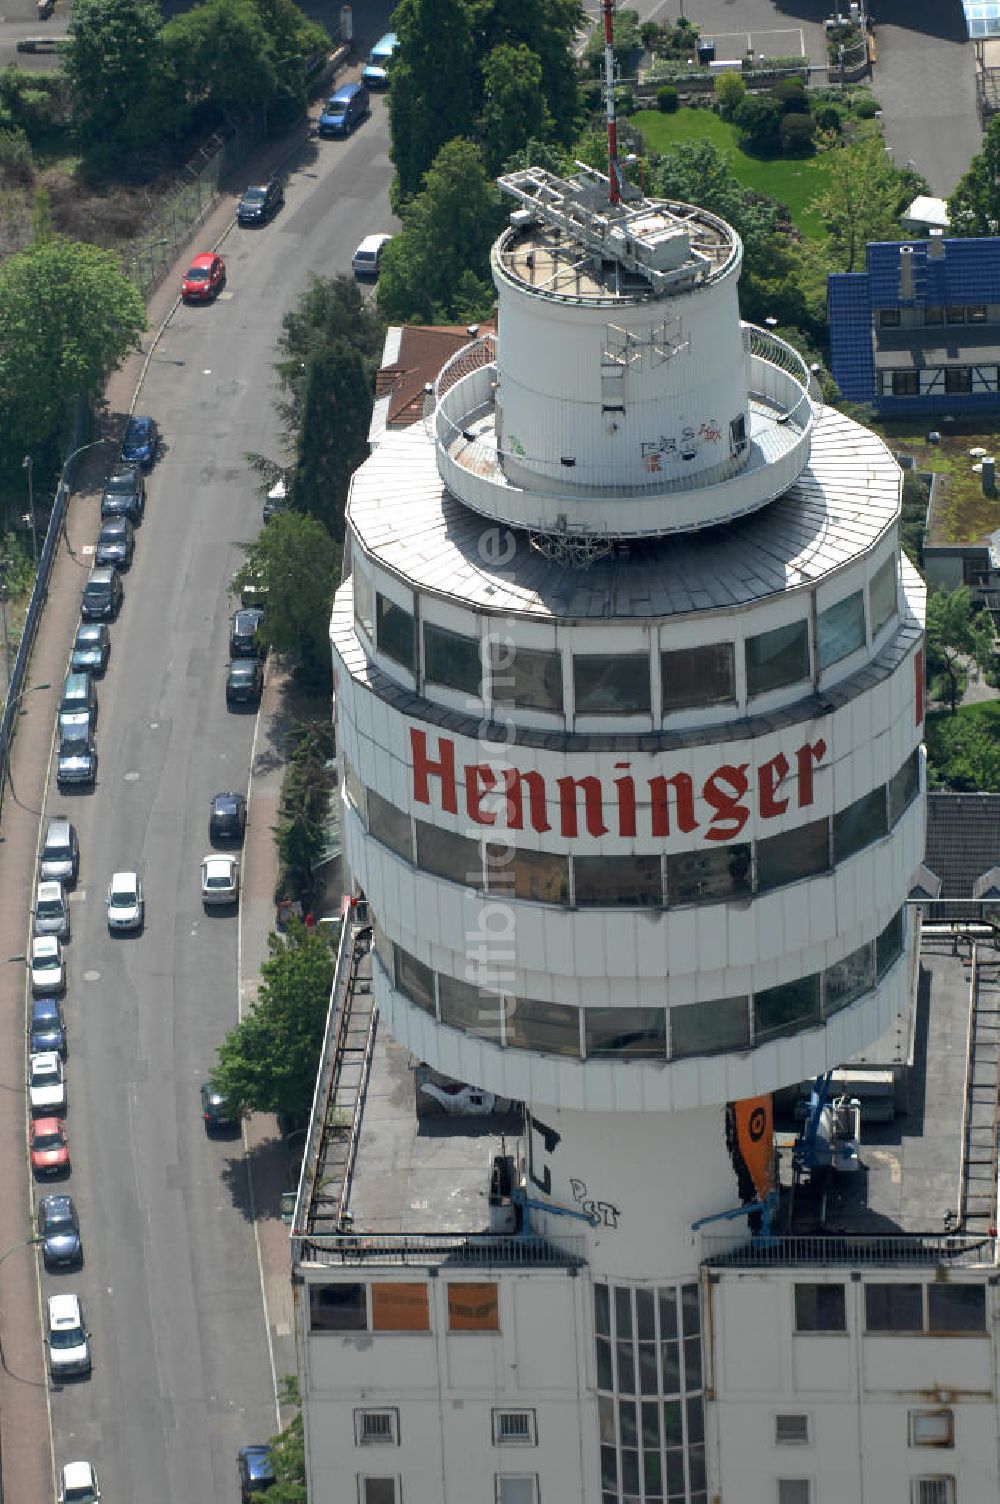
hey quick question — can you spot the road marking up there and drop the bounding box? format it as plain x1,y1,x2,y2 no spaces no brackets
82,969,100,982
124,770,140,781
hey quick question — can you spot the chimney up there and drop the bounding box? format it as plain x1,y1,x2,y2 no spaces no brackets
929,229,944,258
899,245,914,300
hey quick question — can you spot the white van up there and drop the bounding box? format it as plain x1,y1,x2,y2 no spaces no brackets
352,233,392,278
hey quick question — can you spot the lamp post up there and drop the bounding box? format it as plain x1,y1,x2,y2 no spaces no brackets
21,456,37,568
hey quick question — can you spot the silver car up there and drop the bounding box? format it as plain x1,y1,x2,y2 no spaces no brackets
33,880,70,940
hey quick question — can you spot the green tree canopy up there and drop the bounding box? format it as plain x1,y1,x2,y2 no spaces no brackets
233,510,339,686
213,924,334,1119
478,43,550,175
64,0,168,158
475,0,582,144
925,708,1000,791
163,0,277,117
809,136,922,273
949,115,1000,236
389,0,477,201
925,585,996,715
651,141,779,265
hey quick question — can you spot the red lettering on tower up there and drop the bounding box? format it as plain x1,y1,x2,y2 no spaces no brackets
502,768,551,832
410,729,458,814
795,739,827,809
703,764,750,841
757,752,790,819
614,763,637,838
466,765,498,825
650,773,697,836
557,776,608,837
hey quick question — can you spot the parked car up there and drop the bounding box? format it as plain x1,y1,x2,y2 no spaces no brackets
70,624,110,678
57,736,97,790
201,854,240,907
46,1293,91,1379
262,479,288,525
226,658,263,708
238,179,284,225
39,1194,82,1269
121,414,158,469
59,671,97,741
30,935,65,996
100,466,145,523
318,81,369,137
33,880,70,940
95,516,134,570
201,1081,236,1131
106,872,144,933
31,1116,70,1177
352,233,392,278
58,1461,99,1504
230,608,265,659
81,565,122,621
210,791,247,844
29,1052,66,1115
238,1446,274,1503
182,252,226,302
40,818,79,885
30,996,66,1057
361,30,397,86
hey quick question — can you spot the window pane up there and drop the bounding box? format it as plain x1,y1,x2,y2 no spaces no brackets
486,843,568,904
438,973,504,1043
944,366,972,393
601,1445,618,1491
394,946,436,1015
343,757,367,823
834,788,887,863
755,974,821,1043
892,369,918,396
447,1282,499,1331
575,854,662,907
371,1282,430,1331
877,909,905,978
865,1283,923,1331
621,1448,640,1494
928,1284,986,1332
870,554,898,637
491,642,563,712
597,1336,613,1390
658,1288,678,1341
666,844,751,904
619,1397,638,1446
506,996,580,1056
354,567,374,639
643,1448,662,1494
615,1287,633,1337
415,819,483,885
310,1283,366,1331
586,1007,666,1060
746,621,810,697
617,1340,635,1394
946,305,966,323
794,1283,846,1333
818,591,866,669
574,653,651,714
594,1283,610,1337
681,1284,700,1337
661,1341,680,1392
684,1335,702,1389
661,642,736,711
423,621,482,696
636,1289,656,1340
642,1400,660,1448
824,943,875,1016
368,790,413,862
361,1481,396,1504
598,1393,616,1441
686,1395,705,1446
639,1343,658,1394
924,305,943,325
372,918,393,980
376,594,415,669
756,819,829,892
888,750,920,826
970,303,988,322
670,995,750,1058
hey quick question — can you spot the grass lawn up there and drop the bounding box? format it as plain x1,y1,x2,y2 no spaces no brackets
633,108,837,239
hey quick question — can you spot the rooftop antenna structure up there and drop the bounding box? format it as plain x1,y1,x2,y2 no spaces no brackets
602,0,624,206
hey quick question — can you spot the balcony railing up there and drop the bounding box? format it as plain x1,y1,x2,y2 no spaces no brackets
702,1232,997,1270
294,1230,586,1270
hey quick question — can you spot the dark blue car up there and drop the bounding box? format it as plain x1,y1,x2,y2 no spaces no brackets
237,1446,274,1503
121,415,158,469
30,996,66,1056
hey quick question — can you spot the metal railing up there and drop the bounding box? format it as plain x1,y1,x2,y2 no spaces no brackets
297,1230,586,1269
702,1233,997,1269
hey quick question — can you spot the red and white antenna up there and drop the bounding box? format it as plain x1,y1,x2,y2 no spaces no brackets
602,0,624,205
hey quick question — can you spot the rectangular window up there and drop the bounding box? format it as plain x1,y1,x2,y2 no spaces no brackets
794,1283,846,1332
574,653,651,714
909,1410,954,1447
818,591,866,669
777,1484,811,1504
354,567,374,640
486,844,569,904
879,308,901,328
824,943,875,1016
585,1007,666,1060
424,621,483,697
505,996,580,1057
372,919,393,981
661,641,736,711
892,370,919,397
870,554,898,637
889,750,920,826
757,819,830,892
368,790,413,863
834,788,888,863
492,1410,537,1445
877,909,905,979
746,621,810,697
775,1414,810,1445
448,1282,500,1332
371,1283,430,1332
969,304,988,322
495,1479,538,1504
343,757,368,824
490,641,563,713
911,1479,955,1504
927,1283,986,1332
438,973,504,1043
946,306,966,324
944,366,972,393
666,844,751,904
310,1283,367,1332
376,594,415,670
755,974,822,1043
355,1409,400,1445
670,995,750,1058
865,1282,923,1331
358,1482,398,1504
731,413,748,456
924,305,944,326
393,946,436,1015
415,819,483,886
574,854,662,907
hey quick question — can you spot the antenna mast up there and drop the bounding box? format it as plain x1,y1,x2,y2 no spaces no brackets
602,0,623,205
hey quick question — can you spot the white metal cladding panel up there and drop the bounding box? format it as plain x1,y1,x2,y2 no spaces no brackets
306,1327,439,1394
862,1334,993,1394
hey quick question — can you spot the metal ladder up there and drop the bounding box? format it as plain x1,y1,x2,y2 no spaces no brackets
959,945,1000,1233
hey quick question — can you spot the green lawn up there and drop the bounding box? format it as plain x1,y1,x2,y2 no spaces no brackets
633,109,837,240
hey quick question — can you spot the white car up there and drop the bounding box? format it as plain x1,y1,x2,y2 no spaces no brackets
33,879,70,940
46,1293,91,1378
201,854,240,907
59,1461,100,1504
30,934,65,996
29,1051,66,1115
107,871,144,933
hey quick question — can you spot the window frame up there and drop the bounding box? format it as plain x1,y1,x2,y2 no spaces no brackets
357,1479,401,1504
354,1408,401,1445
573,651,652,716
908,1409,954,1448
310,1282,368,1332
423,619,483,698
375,592,415,670
943,365,972,394
745,619,810,698
491,1409,538,1446
775,1413,810,1446
891,369,919,397
447,1281,501,1333
494,1477,539,1504
793,1282,846,1334
661,639,736,712
910,1479,956,1504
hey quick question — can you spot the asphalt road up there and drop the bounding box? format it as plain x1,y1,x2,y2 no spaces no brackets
37,94,396,1504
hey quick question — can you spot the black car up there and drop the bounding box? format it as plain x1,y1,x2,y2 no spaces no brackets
238,179,284,226
95,516,134,570
210,792,247,845
81,565,122,621
70,623,110,677
201,1081,237,1131
30,996,66,1057
226,659,263,708
238,1446,274,1503
121,414,158,469
37,1194,82,1268
57,736,97,788
100,466,145,523
230,608,265,659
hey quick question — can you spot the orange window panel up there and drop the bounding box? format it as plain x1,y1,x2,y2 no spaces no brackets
447,1282,500,1332
371,1281,430,1331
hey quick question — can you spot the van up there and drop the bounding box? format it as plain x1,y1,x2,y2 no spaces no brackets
40,819,79,885
59,672,97,738
352,233,392,278
362,31,397,87
319,82,370,138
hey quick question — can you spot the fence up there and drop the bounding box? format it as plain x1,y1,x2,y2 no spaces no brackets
702,1232,997,1269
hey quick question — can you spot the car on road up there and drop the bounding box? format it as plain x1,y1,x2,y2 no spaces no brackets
318,81,369,137
31,1117,70,1177
121,414,158,469
182,252,226,302
201,853,240,907
38,1193,82,1269
30,934,65,996
33,880,70,940
58,1461,99,1504
30,996,66,1057
70,624,110,678
361,30,398,87
107,871,144,933
352,232,392,278
263,479,288,524
226,658,263,708
210,791,247,844
57,736,97,790
81,564,122,621
95,516,134,570
238,179,284,225
100,465,145,523
201,1081,236,1131
230,607,265,659
238,1445,275,1503
40,818,79,885
29,1052,66,1115
46,1293,91,1379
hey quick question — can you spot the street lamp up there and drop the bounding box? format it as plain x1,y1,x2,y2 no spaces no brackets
21,456,37,569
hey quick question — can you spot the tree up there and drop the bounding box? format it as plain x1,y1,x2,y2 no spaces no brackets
925,709,1000,791
64,0,168,159
949,115,1000,236
734,95,783,154
651,141,779,265
163,0,277,120
389,0,477,202
475,0,582,144
288,341,372,540
266,1377,307,1504
233,511,339,686
478,43,550,175
714,71,745,119
925,585,996,715
276,718,336,900
809,136,914,273
213,923,334,1120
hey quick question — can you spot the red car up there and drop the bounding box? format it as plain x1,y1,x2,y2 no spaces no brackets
31,1116,69,1176
182,253,226,303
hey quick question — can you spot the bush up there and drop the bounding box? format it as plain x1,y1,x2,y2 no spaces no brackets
616,86,635,117
853,94,879,119
814,104,842,133
735,94,783,153
771,77,809,113
0,126,33,187
640,20,662,52
656,86,679,113
779,112,815,157
714,71,745,119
